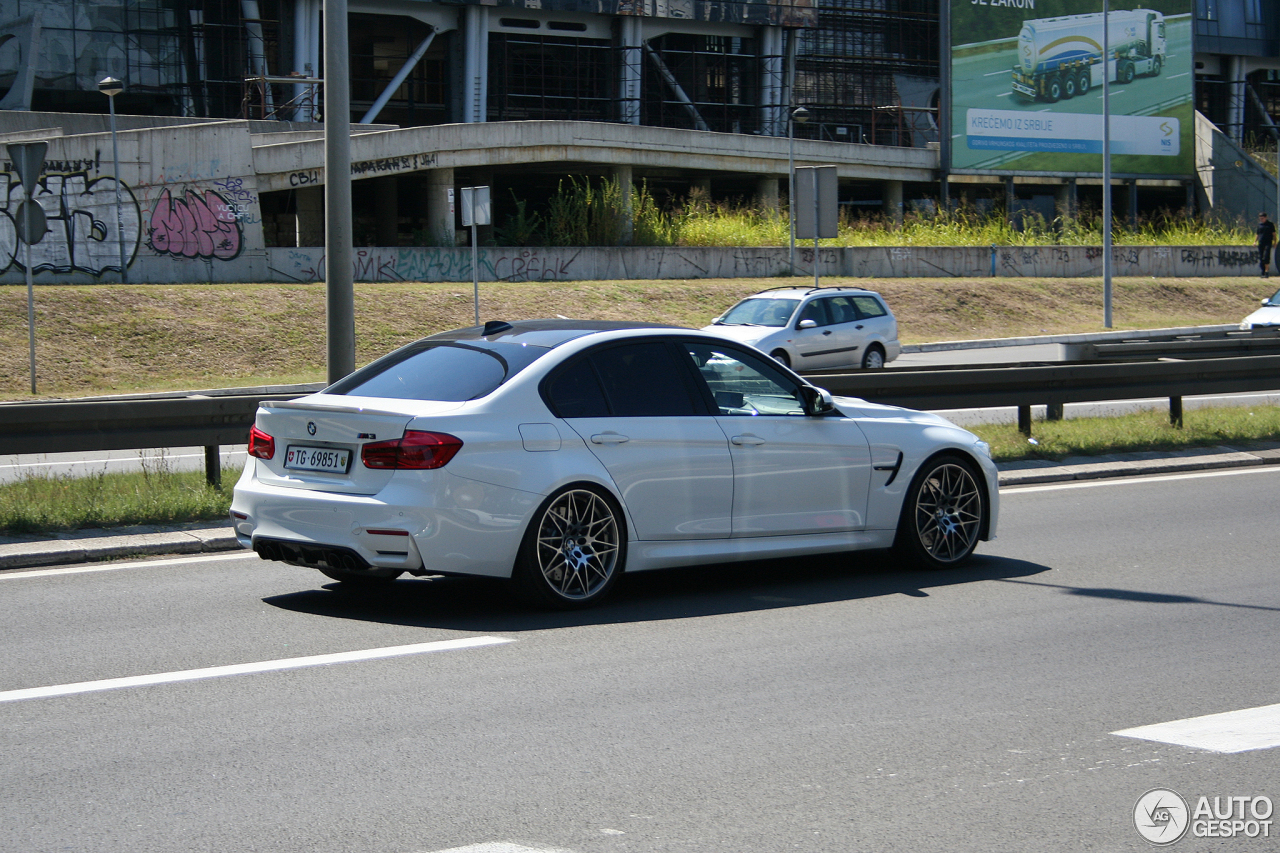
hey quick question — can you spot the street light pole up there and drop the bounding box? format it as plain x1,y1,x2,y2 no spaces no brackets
1101,2,1112,328
98,77,129,284
787,106,809,275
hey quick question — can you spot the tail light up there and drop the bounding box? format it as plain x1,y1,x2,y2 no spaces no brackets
248,425,275,460
362,430,463,470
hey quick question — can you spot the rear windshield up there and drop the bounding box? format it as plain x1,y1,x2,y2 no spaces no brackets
326,341,549,401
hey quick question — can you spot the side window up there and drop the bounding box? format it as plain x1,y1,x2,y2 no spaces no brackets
797,298,831,327
851,296,888,319
592,342,699,417
545,356,609,418
684,342,805,417
827,296,857,325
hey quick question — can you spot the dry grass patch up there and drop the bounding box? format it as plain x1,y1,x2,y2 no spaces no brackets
1,276,1270,399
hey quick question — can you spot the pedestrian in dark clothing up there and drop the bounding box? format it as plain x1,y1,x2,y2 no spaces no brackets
1258,212,1276,278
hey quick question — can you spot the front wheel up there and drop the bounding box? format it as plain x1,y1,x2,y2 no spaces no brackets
514,486,625,609
894,455,986,569
771,349,791,369
1045,74,1062,102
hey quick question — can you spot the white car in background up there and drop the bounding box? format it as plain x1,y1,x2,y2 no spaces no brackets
231,320,997,609
1241,288,1280,329
704,286,902,370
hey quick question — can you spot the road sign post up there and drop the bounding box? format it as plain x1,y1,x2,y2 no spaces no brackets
461,186,491,326
795,165,838,288
8,141,48,394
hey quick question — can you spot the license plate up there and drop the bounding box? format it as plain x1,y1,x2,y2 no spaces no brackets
284,445,351,474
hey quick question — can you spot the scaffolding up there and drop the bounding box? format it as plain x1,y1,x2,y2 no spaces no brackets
9,0,944,147
793,0,939,147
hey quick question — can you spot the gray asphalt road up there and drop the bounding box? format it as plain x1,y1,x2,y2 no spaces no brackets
2,467,1277,852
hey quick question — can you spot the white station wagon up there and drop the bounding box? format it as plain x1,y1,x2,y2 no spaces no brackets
231,320,997,609
704,286,902,370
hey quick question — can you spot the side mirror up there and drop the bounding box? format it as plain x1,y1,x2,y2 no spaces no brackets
797,319,817,330
799,385,835,416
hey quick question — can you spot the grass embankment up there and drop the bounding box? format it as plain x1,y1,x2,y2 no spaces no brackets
1,276,1277,536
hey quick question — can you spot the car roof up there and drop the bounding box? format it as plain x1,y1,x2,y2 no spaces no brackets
745,286,883,299
425,318,688,348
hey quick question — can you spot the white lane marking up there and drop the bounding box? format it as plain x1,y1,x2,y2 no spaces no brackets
1006,466,1280,494
1113,703,1280,753
0,637,514,704
0,550,258,581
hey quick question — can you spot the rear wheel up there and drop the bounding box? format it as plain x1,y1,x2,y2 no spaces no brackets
1118,61,1135,84
514,485,625,609
861,345,886,370
1062,74,1077,99
1077,70,1092,95
770,349,791,368
894,455,986,569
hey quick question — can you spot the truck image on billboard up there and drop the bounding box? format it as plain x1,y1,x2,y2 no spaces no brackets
949,1,1192,178
1011,9,1165,102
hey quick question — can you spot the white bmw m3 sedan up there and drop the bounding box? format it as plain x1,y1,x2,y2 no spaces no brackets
231,320,999,609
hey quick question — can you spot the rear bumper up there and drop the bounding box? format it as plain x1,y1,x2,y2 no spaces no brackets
230,466,537,579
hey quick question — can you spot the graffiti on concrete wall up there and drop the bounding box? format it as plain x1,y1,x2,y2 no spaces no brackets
0,171,140,275
275,247,585,283
1179,248,1261,270
148,187,246,261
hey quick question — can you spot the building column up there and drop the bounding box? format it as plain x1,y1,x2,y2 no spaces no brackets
1228,56,1245,143
295,185,324,246
759,26,784,137
884,180,904,227
757,176,780,213
618,16,642,125
614,164,633,245
463,5,489,123
375,177,398,246
1056,180,1076,221
425,168,456,246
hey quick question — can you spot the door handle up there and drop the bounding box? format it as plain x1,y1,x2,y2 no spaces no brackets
822,330,832,336
730,434,766,446
591,432,629,445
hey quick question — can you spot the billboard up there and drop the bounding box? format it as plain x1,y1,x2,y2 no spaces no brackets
949,1,1193,177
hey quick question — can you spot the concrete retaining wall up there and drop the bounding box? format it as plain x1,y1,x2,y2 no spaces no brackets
3,244,1267,285
256,244,1264,282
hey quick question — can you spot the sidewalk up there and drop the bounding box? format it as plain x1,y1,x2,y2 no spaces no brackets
3,442,1279,572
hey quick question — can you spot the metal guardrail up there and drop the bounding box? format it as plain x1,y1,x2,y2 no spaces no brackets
1061,326,1280,362
810,355,1280,433
0,386,322,487
3,353,1280,486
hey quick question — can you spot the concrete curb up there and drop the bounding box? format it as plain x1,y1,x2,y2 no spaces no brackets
3,444,1278,572
0,523,240,571
996,444,1280,486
